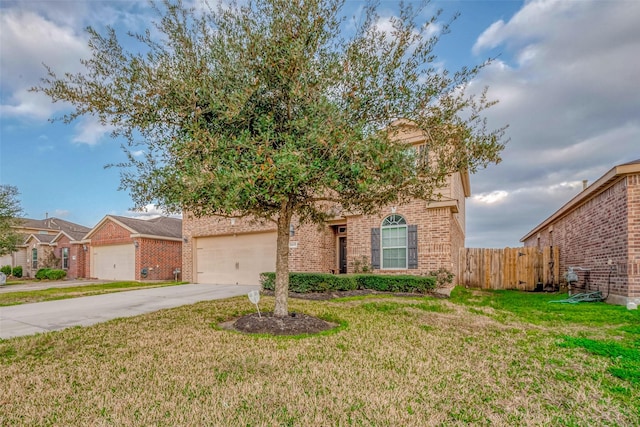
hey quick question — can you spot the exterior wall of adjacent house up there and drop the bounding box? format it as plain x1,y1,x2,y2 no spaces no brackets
86,219,182,281
23,239,56,278
626,174,640,303
523,175,639,305
89,221,135,247
137,238,183,281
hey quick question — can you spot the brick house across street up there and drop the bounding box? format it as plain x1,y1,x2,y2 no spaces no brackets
83,215,183,281
521,159,640,306
183,121,469,286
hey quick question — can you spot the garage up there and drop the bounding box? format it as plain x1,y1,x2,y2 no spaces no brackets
195,232,277,285
91,244,135,281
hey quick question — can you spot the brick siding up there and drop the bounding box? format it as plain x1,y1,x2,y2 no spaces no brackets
523,174,640,304
86,219,182,281
183,172,467,281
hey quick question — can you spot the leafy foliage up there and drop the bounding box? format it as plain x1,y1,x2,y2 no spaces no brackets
1,265,11,275
34,0,506,316
0,185,24,256
428,267,455,288
260,272,435,293
35,269,67,281
11,266,22,278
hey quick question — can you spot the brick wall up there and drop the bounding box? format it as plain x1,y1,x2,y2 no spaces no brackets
87,219,182,281
89,221,134,246
523,176,639,303
627,175,640,299
138,238,182,281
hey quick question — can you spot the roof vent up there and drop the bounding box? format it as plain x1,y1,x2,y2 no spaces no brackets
582,180,588,190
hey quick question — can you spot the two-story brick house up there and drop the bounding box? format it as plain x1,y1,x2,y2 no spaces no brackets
521,159,640,306
182,122,470,285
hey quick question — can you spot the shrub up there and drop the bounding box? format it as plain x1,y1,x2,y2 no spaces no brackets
0,265,11,275
11,266,22,278
260,272,357,293
35,268,67,280
35,268,51,280
429,267,455,288
46,269,67,280
260,272,435,294
354,274,436,293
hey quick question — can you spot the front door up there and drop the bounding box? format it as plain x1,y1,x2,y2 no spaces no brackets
339,236,347,274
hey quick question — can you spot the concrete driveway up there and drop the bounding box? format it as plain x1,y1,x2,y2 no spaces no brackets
0,283,258,339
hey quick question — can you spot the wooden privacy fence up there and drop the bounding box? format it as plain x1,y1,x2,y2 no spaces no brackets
458,246,560,291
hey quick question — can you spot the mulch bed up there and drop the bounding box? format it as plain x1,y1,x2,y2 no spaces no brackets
221,289,450,336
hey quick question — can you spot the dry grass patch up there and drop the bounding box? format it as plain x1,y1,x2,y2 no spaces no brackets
0,293,638,426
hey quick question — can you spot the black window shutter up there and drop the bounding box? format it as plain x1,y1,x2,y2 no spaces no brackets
371,228,380,269
408,225,418,269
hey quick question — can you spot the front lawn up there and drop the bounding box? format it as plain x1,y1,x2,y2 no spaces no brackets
0,287,638,426
0,281,186,306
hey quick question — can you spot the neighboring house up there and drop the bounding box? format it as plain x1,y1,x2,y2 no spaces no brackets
1,217,91,279
521,159,640,306
183,121,470,285
83,215,183,281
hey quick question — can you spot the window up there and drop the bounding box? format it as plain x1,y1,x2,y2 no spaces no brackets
416,143,429,170
62,247,69,269
32,248,38,269
381,214,407,269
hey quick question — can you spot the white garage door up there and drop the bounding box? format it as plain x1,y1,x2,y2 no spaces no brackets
92,244,136,281
195,232,277,285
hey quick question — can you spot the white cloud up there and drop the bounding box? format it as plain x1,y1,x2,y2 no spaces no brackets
473,190,508,205
53,209,70,218
72,116,115,145
127,204,182,220
465,0,640,247
0,9,88,120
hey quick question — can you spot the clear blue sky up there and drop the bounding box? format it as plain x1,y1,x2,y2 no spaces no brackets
1,0,638,247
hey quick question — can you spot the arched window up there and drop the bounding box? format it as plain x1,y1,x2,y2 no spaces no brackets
381,214,407,269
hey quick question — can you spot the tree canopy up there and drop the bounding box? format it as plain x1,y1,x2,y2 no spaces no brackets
35,0,506,316
0,185,24,256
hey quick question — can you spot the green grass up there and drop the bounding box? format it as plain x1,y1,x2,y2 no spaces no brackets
0,286,638,426
0,281,186,306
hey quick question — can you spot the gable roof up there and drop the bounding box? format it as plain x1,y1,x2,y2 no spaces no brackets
24,233,56,244
84,215,183,241
521,159,640,242
15,217,91,240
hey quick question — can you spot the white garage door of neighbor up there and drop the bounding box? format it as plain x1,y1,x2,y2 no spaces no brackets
196,233,277,285
92,244,136,281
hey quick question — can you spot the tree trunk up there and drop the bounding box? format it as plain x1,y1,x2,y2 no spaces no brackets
273,205,293,317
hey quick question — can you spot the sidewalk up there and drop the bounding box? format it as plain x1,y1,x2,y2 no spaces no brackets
0,283,258,339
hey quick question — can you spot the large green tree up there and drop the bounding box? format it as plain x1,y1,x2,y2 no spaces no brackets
36,0,506,316
0,185,24,256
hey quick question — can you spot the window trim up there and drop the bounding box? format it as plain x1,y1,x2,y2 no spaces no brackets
32,248,38,270
381,214,408,270
62,247,69,269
